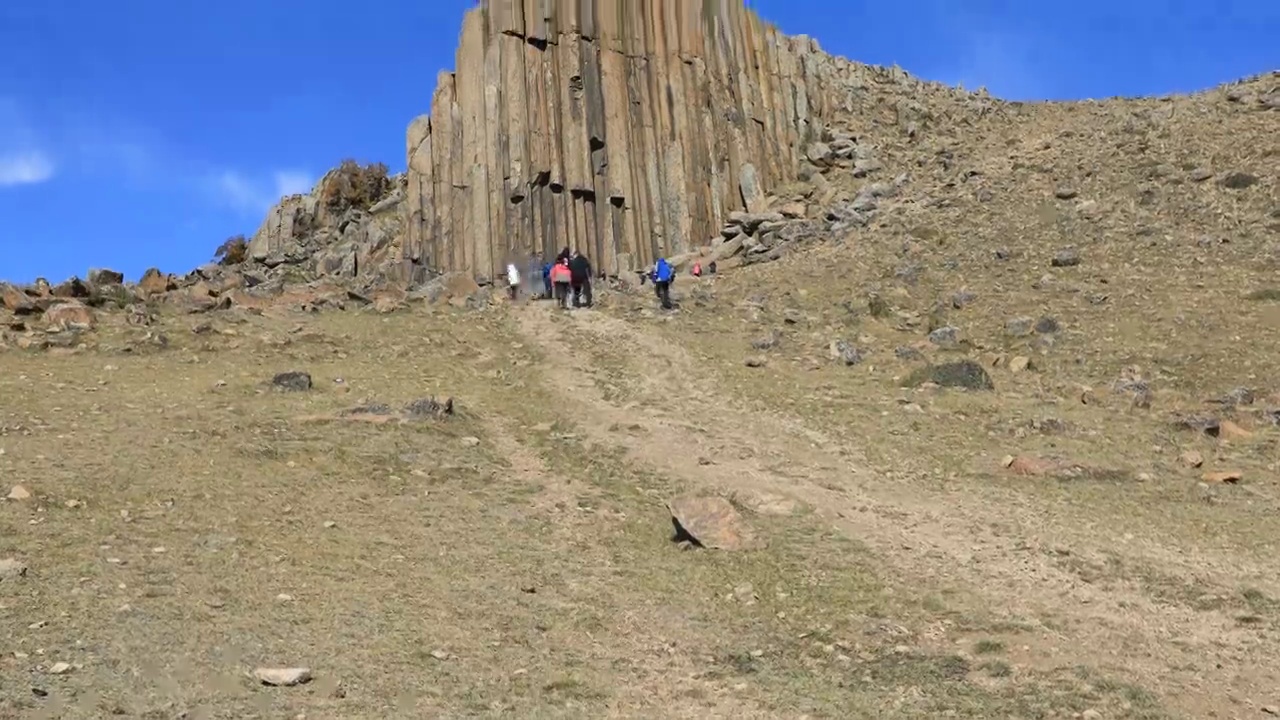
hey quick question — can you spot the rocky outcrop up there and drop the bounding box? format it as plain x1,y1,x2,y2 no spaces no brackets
402,0,878,281
244,163,410,284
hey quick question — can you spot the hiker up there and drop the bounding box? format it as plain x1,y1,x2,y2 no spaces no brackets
505,262,521,301
569,251,593,308
541,259,553,299
691,261,702,278
550,257,573,308
556,246,571,263
650,257,675,310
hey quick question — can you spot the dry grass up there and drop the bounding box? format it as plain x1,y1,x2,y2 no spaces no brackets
0,301,1173,719
3,70,1276,720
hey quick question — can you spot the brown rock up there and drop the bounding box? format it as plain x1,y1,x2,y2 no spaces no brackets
0,283,36,314
1201,470,1242,485
44,302,96,331
1216,419,1252,440
1002,455,1054,476
6,485,31,501
667,494,763,551
1178,450,1204,468
1008,356,1031,373
138,268,176,297
51,277,90,298
373,295,404,314
777,201,807,219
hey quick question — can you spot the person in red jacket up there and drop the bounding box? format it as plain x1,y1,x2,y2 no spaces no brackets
550,258,573,309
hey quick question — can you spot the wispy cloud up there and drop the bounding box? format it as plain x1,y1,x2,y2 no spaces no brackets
209,168,314,216
0,151,55,186
0,98,56,187
273,170,313,198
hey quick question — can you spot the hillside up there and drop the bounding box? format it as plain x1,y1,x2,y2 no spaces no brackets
3,1,1279,717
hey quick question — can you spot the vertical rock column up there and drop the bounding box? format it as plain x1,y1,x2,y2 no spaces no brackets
402,0,842,281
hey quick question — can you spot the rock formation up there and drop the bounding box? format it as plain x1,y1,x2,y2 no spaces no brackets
402,0,873,281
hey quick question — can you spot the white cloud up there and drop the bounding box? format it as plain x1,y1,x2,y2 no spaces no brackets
210,169,313,216
273,170,313,198
0,151,55,186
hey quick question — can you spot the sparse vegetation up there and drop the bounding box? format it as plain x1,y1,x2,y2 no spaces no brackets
214,234,249,265
321,158,393,212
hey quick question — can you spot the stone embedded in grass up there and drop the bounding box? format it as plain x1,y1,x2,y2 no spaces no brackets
927,325,960,346
6,485,31,501
1220,172,1258,190
1034,316,1061,334
1202,470,1243,485
253,667,313,686
404,396,455,419
1005,317,1034,337
950,290,977,309
271,371,313,392
1051,248,1081,267
0,557,28,581
1054,186,1079,200
744,356,767,368
667,494,762,551
829,339,864,366
1189,167,1213,182
903,360,994,391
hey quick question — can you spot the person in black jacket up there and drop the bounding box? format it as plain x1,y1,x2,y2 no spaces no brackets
569,251,593,308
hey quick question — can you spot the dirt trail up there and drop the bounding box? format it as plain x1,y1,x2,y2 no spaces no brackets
510,301,1278,717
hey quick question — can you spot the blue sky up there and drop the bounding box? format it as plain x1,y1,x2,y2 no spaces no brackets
1,0,1275,284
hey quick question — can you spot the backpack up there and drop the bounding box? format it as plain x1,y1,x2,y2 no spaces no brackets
654,259,673,283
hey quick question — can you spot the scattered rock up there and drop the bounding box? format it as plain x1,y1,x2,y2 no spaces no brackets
405,396,455,418
1008,356,1032,373
1189,167,1213,182
1179,450,1204,468
829,339,864,366
272,371,313,392
253,667,313,687
44,302,97,331
1051,248,1081,267
744,356,767,368
750,332,781,351
1053,186,1079,200
1220,172,1258,190
1034,316,1061,334
1202,470,1242,485
950,290,977,309
459,436,481,447
87,268,125,286
0,557,28,581
927,325,960,346
7,485,31,501
1005,317,1034,337
667,494,762,551
1003,455,1054,476
47,662,73,675
906,361,994,391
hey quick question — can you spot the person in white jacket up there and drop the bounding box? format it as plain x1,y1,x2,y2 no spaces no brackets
505,263,521,301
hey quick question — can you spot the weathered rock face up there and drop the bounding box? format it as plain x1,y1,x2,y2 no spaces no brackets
402,0,870,281
245,165,409,284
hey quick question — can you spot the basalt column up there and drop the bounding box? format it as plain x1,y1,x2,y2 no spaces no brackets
403,0,840,280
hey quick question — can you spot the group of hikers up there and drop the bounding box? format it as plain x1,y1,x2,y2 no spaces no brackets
505,248,713,311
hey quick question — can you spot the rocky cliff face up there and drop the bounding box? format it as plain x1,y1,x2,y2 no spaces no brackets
244,163,409,284
400,0,882,281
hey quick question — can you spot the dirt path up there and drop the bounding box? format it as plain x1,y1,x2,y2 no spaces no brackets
510,301,1278,717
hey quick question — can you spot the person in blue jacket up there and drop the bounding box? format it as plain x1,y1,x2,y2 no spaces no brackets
541,260,553,300
649,257,675,310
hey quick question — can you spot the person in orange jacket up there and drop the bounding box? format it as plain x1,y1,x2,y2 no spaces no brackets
550,257,573,309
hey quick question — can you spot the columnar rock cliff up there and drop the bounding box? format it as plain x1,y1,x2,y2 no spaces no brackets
402,0,868,280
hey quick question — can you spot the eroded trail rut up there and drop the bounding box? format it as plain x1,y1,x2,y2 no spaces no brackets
511,302,1278,718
